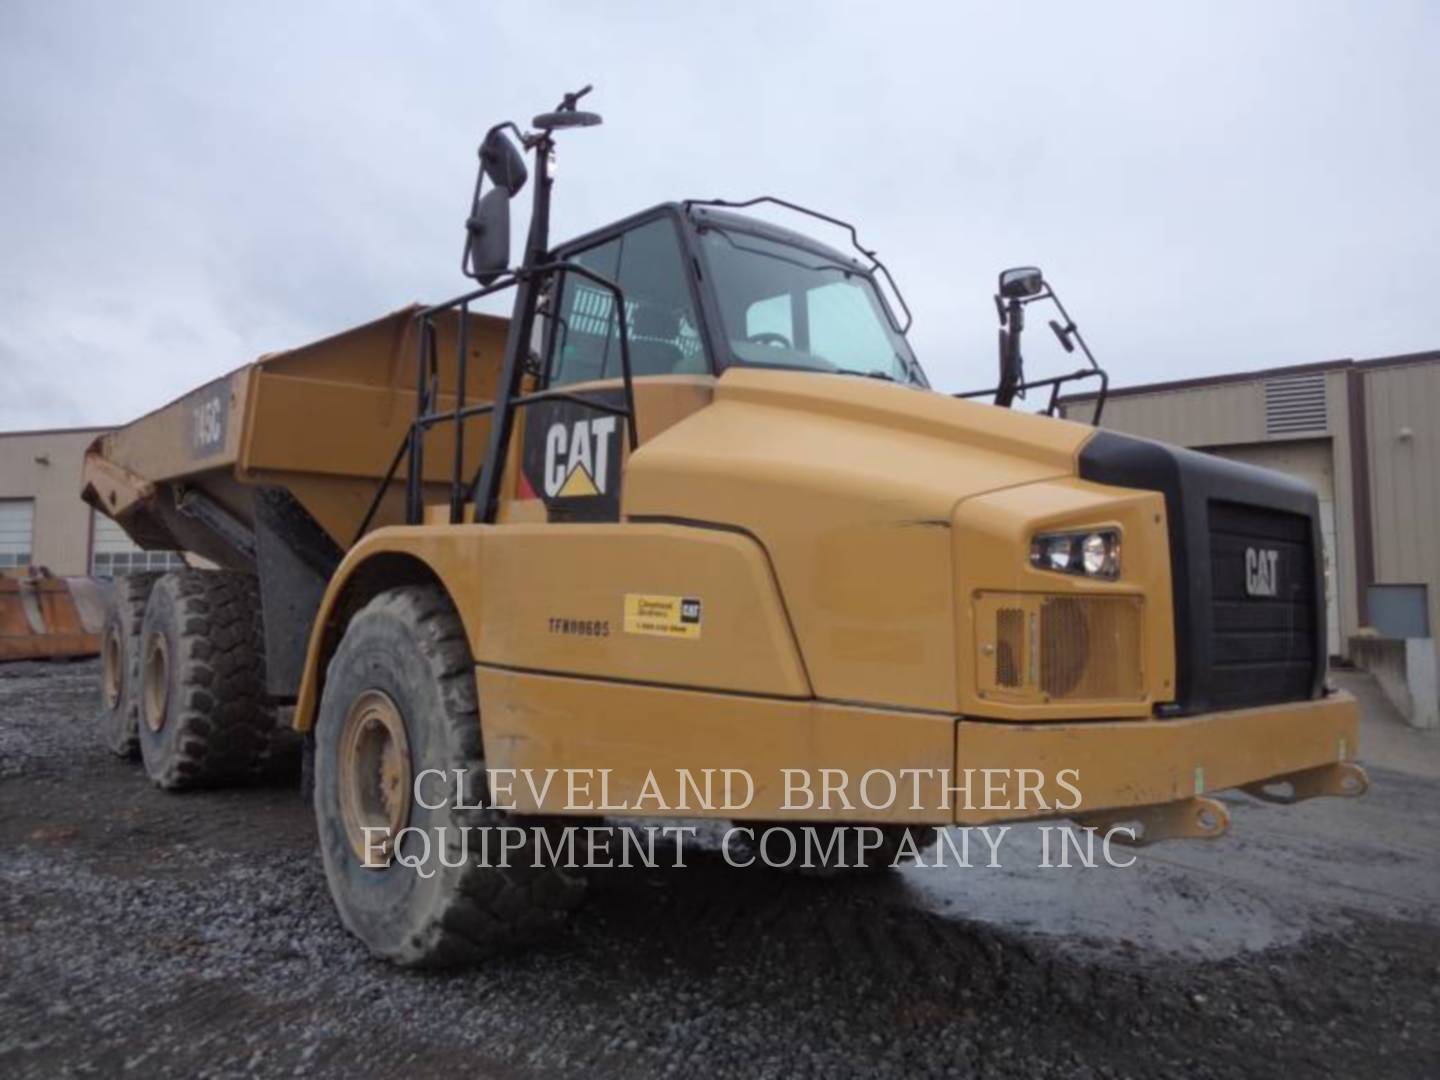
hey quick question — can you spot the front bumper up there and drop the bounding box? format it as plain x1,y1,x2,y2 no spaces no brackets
955,689,1364,833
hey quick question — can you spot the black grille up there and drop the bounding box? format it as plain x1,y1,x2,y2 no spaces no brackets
1206,501,1319,709
1080,431,1326,715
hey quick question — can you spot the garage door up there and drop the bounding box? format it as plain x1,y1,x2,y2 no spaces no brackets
1207,439,1341,657
90,513,186,577
0,499,35,569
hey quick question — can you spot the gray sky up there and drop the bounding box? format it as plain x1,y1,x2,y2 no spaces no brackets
2,0,1436,429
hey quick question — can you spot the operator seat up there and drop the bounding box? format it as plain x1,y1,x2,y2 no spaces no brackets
628,305,686,376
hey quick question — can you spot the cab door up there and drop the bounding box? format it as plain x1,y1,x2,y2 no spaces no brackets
506,212,716,524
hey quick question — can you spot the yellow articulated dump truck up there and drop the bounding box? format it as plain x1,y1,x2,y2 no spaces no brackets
83,88,1367,967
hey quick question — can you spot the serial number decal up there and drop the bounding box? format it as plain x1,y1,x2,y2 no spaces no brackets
548,617,611,638
623,595,702,640
187,380,231,458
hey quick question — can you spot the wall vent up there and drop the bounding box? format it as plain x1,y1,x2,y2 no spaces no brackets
1265,373,1328,436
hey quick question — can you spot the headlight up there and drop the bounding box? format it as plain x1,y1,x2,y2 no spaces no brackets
1029,529,1121,580
1041,535,1073,571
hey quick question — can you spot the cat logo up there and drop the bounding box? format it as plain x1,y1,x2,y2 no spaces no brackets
544,416,618,498
521,393,625,522
1244,547,1280,597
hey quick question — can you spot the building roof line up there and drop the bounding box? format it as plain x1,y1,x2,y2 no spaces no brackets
1355,348,1440,372
1058,348,1440,405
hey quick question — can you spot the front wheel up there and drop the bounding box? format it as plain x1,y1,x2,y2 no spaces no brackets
313,585,584,968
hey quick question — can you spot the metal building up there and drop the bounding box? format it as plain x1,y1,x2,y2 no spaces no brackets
0,427,186,577
1061,350,1439,719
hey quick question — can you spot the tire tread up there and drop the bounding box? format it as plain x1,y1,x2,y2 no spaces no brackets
97,571,164,759
139,570,292,789
319,585,584,968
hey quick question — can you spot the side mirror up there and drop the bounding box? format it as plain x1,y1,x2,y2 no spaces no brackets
463,128,525,284
998,266,1044,300
480,128,527,196
464,187,510,284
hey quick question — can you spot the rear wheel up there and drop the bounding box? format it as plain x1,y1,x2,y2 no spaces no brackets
314,584,585,968
136,570,281,789
96,572,162,759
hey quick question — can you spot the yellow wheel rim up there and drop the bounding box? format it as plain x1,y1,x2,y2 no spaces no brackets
141,633,169,733
102,625,124,712
337,689,413,866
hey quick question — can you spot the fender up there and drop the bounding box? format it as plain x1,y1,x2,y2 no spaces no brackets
292,521,813,733
292,525,483,734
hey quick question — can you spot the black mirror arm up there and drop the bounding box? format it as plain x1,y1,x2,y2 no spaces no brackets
488,120,529,148
958,278,1110,425
990,296,1027,408
1046,289,1102,371
1041,285,1109,424
1049,319,1076,353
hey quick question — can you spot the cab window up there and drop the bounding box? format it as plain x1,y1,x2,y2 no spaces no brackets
547,217,708,387
698,226,923,385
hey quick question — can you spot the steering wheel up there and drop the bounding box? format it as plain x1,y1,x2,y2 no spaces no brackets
747,331,792,349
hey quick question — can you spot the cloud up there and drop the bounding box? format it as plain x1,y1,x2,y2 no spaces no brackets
2,0,1436,429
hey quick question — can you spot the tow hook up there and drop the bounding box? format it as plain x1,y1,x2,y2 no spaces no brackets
1242,762,1370,804
1074,795,1231,846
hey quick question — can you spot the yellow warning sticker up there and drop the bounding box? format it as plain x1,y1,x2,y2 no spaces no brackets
624,594,702,639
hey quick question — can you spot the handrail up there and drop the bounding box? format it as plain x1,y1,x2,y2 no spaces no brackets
955,367,1110,421
352,258,637,543
954,278,1110,425
416,388,634,432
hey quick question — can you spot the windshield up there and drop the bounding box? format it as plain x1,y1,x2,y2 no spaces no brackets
697,226,926,386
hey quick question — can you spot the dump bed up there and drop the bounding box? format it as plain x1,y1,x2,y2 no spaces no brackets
81,306,507,567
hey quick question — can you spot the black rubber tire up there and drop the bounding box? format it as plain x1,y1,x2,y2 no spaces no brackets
314,584,585,968
253,706,304,784
135,570,279,790
299,732,316,802
96,572,162,759
735,823,939,877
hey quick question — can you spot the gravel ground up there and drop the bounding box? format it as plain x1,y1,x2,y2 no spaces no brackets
1,659,1437,1079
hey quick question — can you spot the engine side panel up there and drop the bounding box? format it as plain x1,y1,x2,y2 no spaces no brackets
623,368,1093,711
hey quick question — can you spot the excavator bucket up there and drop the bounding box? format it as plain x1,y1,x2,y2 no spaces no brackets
0,570,109,663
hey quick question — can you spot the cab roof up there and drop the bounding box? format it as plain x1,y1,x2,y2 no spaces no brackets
551,201,863,271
